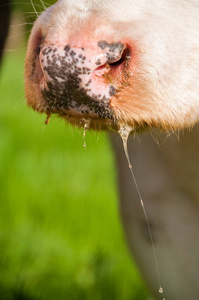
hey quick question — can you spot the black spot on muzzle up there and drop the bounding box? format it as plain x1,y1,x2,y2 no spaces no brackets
98,40,125,63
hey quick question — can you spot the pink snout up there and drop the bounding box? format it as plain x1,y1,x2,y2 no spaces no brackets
38,40,128,119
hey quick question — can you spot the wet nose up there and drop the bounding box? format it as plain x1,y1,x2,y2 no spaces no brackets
39,41,126,117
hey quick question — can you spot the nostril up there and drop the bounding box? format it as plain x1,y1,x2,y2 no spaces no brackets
94,47,130,76
109,48,130,68
36,40,42,55
32,30,43,56
29,30,45,86
109,57,124,67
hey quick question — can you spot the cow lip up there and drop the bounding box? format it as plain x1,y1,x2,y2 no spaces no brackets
42,96,117,127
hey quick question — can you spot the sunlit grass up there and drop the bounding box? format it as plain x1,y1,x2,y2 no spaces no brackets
0,52,149,299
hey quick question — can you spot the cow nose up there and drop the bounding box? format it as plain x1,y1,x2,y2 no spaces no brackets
39,40,127,117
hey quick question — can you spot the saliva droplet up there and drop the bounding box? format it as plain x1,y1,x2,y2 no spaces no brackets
118,123,134,141
118,123,134,168
45,114,51,125
119,122,165,300
82,119,91,150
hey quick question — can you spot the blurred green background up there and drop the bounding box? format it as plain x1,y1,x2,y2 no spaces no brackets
0,2,149,299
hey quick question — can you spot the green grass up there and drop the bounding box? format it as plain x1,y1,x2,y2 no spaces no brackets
0,51,149,299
